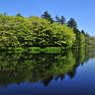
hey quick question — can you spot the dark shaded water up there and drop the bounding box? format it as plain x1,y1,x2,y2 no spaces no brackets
0,49,95,95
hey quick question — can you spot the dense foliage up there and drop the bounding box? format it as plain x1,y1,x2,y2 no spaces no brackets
0,12,95,50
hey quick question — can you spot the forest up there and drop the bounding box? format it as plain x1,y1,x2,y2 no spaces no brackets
0,11,95,50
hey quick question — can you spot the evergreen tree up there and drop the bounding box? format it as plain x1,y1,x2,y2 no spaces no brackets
41,11,53,23
55,15,60,23
81,30,85,35
67,18,77,28
60,16,65,24
55,15,65,24
15,13,23,17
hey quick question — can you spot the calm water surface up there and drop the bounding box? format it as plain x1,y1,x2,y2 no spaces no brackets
0,49,95,95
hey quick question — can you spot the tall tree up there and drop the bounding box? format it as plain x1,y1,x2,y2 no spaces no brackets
67,18,77,28
60,16,65,24
41,11,53,23
55,15,60,23
15,13,23,17
81,30,85,35
55,15,65,24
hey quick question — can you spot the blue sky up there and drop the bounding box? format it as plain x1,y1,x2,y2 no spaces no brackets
1,0,95,36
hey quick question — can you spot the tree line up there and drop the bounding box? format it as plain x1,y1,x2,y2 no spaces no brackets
0,12,95,50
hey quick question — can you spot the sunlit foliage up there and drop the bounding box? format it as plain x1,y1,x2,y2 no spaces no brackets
0,12,95,50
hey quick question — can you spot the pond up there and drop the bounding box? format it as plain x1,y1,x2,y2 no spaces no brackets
0,49,95,95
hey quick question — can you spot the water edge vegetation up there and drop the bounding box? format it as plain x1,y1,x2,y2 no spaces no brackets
0,11,95,51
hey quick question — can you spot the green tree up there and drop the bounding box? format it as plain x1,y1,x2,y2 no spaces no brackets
60,16,66,24
81,30,85,35
67,18,77,28
15,13,23,17
41,11,53,23
55,15,65,24
55,15,60,23
53,24,76,48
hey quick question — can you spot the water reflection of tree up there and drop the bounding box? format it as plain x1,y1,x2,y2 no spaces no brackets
55,74,65,81
0,49,95,87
